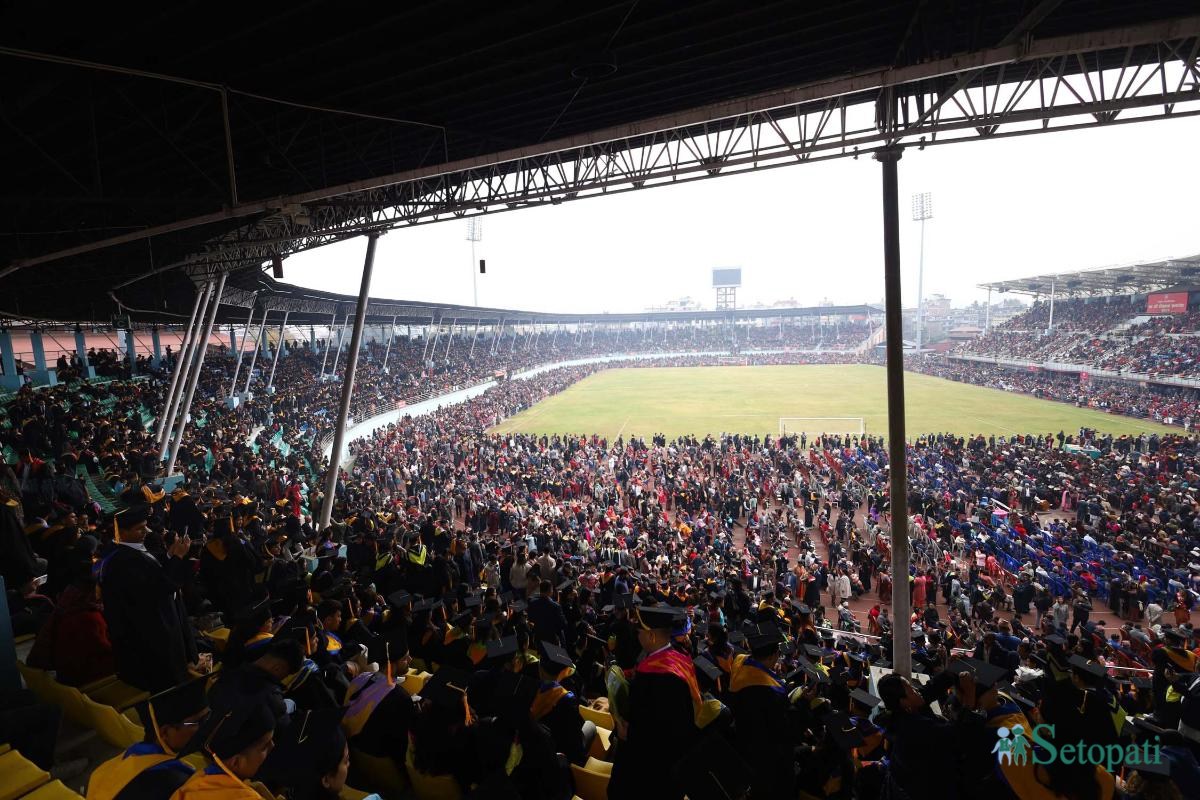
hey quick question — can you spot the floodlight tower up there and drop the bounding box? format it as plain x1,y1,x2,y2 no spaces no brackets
466,217,483,306
911,192,933,352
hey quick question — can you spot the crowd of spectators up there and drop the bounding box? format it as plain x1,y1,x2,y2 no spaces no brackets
5,322,1200,799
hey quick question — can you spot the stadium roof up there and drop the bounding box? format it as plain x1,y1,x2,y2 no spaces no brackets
977,253,1200,297
3,2,1199,323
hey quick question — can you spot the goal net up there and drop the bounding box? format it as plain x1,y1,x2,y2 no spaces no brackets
717,356,749,365
779,417,865,436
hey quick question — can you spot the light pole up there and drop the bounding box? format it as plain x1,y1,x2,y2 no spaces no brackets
466,217,482,306
911,192,932,352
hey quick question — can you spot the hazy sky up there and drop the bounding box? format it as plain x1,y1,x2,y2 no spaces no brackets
284,114,1200,315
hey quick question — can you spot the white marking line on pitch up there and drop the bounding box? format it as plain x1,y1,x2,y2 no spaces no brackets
615,417,630,438
967,415,1020,435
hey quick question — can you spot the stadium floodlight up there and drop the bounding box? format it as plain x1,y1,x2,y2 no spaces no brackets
466,218,483,306
911,192,932,353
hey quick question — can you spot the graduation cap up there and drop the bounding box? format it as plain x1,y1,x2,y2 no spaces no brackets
233,597,272,629
802,644,827,661
386,591,412,611
492,671,539,723
411,597,443,615
463,595,483,610
946,658,1010,692
1067,655,1108,681
613,593,637,610
451,610,475,629
694,657,722,686
824,711,866,752
793,657,830,685
485,636,518,668
635,604,685,631
1131,676,1153,691
184,699,277,760
112,504,152,541
998,685,1037,712
539,642,575,679
420,667,474,718
849,688,881,710
791,602,812,615
745,624,785,656
1043,634,1066,647
139,677,209,746
508,600,528,614
556,578,575,593
670,733,753,800
367,625,410,664
258,707,347,788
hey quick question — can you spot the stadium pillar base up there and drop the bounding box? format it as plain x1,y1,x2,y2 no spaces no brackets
27,332,57,386
876,145,912,679
74,329,96,380
0,330,21,390
319,233,378,530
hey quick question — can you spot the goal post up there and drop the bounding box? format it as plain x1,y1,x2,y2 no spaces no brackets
779,416,865,436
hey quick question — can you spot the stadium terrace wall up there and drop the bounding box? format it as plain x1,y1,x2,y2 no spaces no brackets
330,348,836,459
949,354,1200,389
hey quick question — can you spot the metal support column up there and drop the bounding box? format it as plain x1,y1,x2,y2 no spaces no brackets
229,302,257,397
229,325,238,359
421,316,435,362
157,281,210,448
429,317,443,361
320,313,335,376
1047,281,1056,333
491,318,505,355
29,331,51,385
510,321,519,353
242,310,268,396
319,234,378,530
876,146,912,679
382,315,397,371
166,272,226,475
444,318,458,359
267,311,289,391
331,314,349,375
469,319,481,359
0,330,18,391
985,288,992,333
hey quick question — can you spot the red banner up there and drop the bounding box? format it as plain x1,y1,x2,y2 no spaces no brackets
1147,291,1189,314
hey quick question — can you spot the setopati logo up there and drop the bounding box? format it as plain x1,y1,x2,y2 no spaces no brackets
993,724,1163,773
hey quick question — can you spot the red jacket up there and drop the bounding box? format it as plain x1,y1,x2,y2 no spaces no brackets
28,585,115,686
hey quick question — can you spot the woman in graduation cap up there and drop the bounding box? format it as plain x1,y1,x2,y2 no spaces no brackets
87,678,208,800
257,708,352,800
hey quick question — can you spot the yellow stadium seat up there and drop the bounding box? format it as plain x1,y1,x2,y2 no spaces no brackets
14,633,35,646
0,749,51,800
583,758,612,776
349,748,407,797
587,727,611,761
39,678,91,730
18,779,84,800
568,763,610,800
248,780,282,800
16,662,55,706
82,695,144,749
578,705,614,731
404,749,462,800
0,744,9,755
83,678,149,711
78,675,119,695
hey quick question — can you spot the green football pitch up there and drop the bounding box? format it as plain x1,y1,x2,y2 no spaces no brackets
488,364,1179,440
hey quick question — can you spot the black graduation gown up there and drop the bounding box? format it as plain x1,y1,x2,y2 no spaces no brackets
538,690,587,766
99,545,195,692
608,671,698,800
352,684,416,764
728,683,794,799
106,758,193,800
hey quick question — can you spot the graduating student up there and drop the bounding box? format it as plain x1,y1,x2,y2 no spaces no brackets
608,604,700,800
170,699,277,800
727,624,794,800
97,505,196,691
531,641,589,765
342,626,418,768
258,708,351,800
87,678,208,800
